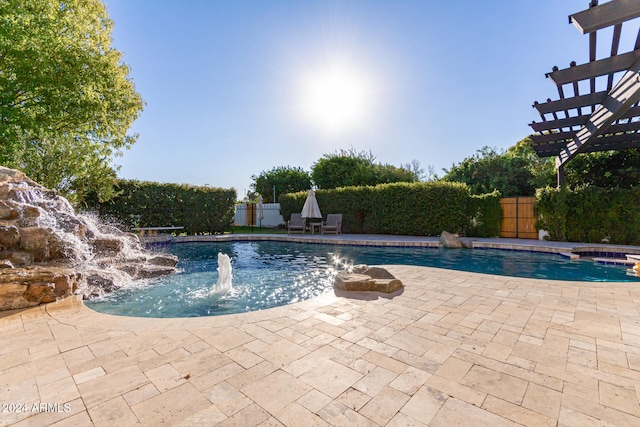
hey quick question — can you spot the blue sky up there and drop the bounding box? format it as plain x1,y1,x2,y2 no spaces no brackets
104,0,636,198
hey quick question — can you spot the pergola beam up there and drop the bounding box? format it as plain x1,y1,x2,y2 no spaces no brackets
533,133,640,157
535,133,640,152
532,116,640,146
532,133,640,158
533,91,607,115
546,50,640,86
569,0,640,34
531,131,574,145
530,116,586,133
608,24,623,90
585,134,640,150
530,105,640,132
533,117,640,139
556,57,640,167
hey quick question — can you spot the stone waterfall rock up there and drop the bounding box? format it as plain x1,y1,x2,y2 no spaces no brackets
440,231,463,248
334,265,403,293
0,267,83,311
351,265,396,279
0,201,19,220
0,260,14,269
0,166,179,311
148,254,183,267
0,250,34,266
459,238,474,249
0,225,20,249
91,237,125,256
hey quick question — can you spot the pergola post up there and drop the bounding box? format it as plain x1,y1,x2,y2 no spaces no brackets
556,163,566,189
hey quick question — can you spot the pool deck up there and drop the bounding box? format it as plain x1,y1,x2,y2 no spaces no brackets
2,235,640,426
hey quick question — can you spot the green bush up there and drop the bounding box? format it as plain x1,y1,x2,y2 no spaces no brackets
280,182,498,236
536,186,640,245
466,191,502,237
86,180,236,234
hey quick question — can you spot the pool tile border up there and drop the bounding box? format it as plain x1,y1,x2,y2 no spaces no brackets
153,233,640,259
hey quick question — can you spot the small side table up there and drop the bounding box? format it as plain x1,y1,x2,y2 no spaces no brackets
310,222,322,235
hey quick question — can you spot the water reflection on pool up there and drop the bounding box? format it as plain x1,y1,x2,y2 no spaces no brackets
85,241,639,318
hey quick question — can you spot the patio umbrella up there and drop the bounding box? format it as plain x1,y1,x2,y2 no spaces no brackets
301,189,322,219
257,195,264,227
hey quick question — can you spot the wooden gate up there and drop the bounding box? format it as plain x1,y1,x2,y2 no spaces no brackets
499,197,537,239
245,203,256,226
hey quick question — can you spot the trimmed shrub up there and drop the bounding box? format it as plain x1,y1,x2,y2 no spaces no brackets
280,181,497,236
536,186,640,245
466,191,502,237
86,180,236,234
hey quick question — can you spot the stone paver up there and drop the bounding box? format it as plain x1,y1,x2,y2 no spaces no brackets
2,236,640,426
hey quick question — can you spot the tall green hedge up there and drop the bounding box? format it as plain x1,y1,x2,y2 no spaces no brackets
88,180,236,234
466,191,502,237
280,182,501,237
536,186,640,245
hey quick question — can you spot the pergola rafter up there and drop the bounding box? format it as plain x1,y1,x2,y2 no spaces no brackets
569,0,640,34
529,0,640,186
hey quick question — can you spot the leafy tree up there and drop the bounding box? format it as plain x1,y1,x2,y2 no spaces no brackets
442,138,555,196
373,163,419,184
311,148,419,189
13,134,122,205
402,159,437,181
506,137,555,189
0,0,144,204
443,135,640,194
251,166,312,203
311,149,375,189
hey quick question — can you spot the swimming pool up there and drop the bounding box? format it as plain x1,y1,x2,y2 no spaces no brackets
85,241,640,318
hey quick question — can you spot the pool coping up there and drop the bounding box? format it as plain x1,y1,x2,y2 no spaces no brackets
145,233,640,259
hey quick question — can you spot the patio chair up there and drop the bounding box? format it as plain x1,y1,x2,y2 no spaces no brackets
287,213,305,234
321,214,342,234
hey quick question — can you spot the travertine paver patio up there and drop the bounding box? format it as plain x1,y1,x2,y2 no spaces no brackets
2,238,640,426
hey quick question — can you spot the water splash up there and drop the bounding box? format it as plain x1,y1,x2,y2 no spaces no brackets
212,253,232,293
2,178,178,299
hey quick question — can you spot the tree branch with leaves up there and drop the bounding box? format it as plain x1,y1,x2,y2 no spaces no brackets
0,0,144,205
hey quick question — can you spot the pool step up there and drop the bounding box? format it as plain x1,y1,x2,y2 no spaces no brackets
560,252,580,260
593,257,635,266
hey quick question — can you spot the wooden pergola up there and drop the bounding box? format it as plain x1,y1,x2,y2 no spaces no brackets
530,0,640,186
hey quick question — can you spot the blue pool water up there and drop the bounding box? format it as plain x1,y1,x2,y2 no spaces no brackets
86,241,640,318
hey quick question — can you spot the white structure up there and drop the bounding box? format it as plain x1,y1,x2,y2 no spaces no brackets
235,203,284,227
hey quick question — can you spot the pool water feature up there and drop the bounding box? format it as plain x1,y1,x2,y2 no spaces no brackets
85,241,640,318
213,252,232,294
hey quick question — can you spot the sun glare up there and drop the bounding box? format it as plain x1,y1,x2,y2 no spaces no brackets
299,63,373,135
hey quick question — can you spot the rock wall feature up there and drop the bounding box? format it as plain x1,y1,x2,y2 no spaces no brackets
0,166,179,310
0,267,82,311
334,265,403,293
440,231,463,248
459,238,474,249
351,265,396,279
